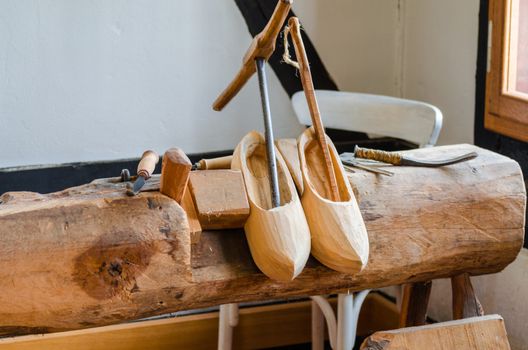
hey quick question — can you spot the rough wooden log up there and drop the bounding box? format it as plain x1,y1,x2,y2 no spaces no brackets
0,144,524,335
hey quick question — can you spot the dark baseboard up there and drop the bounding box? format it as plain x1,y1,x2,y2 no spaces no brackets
0,150,232,195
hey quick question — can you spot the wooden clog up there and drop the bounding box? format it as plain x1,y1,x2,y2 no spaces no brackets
232,131,311,281
298,127,369,273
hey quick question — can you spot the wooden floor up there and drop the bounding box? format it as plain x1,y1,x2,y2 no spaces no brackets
0,293,398,350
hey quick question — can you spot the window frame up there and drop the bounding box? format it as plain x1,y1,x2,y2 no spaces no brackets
486,0,528,142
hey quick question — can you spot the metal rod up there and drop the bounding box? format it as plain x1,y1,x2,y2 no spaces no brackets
255,58,280,208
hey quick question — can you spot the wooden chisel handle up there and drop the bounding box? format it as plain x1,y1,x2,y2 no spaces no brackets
212,0,292,111
196,155,233,170
137,150,159,178
354,146,403,165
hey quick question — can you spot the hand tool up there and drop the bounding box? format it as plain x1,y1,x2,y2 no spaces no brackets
160,148,191,204
120,169,131,182
213,0,292,208
126,150,159,196
285,17,340,201
352,146,478,167
192,155,233,170
342,160,394,177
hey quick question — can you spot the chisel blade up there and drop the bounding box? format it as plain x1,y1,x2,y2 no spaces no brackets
126,176,146,196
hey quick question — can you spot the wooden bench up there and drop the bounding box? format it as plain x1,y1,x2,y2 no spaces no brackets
0,144,524,336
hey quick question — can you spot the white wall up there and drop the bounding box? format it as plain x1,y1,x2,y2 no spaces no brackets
0,0,403,168
294,0,400,96
2,0,475,168
0,0,304,168
295,0,479,145
402,0,479,145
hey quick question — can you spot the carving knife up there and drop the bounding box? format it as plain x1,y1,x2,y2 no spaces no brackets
126,150,159,196
352,146,478,167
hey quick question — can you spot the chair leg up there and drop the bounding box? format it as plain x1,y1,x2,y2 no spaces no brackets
451,273,484,319
399,281,432,327
312,299,326,350
337,294,353,350
218,303,239,350
350,290,370,339
312,291,370,350
311,296,337,349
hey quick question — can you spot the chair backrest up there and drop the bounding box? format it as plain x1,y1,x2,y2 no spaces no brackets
291,90,443,147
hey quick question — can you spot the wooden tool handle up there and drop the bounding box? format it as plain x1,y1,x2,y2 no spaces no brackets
354,146,403,165
289,17,340,202
160,148,192,204
212,0,292,111
198,155,233,170
137,150,159,179
212,63,256,111
259,0,293,50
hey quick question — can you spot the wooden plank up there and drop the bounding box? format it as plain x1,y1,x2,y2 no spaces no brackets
0,144,524,334
361,315,511,350
0,294,398,350
451,273,484,320
188,170,249,230
399,281,432,327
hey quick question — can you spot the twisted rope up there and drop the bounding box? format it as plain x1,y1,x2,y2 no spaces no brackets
282,25,300,69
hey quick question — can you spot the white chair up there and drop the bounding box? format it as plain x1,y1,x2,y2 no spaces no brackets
292,90,442,148
291,89,443,350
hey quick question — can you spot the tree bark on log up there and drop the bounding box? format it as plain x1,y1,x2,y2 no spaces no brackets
0,144,524,335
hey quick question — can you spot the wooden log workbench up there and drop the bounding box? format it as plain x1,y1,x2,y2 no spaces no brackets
0,144,525,336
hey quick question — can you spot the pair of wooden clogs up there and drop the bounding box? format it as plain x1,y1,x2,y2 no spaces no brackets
232,128,369,282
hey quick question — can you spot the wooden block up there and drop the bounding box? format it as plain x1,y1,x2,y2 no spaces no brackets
189,170,250,230
159,148,191,204
181,187,202,244
361,315,511,350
